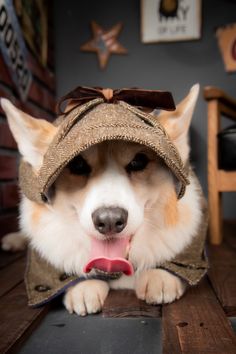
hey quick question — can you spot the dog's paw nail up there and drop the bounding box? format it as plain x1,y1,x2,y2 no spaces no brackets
80,311,87,317
136,291,145,300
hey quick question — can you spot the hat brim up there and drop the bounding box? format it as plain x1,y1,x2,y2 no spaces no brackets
40,125,188,198
20,101,189,203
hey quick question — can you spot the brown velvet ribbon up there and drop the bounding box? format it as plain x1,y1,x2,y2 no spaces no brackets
57,86,176,115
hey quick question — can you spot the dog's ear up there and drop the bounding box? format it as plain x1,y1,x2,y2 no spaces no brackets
156,84,199,162
1,98,58,168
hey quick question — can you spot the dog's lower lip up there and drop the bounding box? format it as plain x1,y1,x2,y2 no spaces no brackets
93,268,122,278
84,258,134,276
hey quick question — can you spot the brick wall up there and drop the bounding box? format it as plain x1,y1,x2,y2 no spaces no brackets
0,22,56,239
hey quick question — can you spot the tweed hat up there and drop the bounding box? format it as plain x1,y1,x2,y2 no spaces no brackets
19,87,190,204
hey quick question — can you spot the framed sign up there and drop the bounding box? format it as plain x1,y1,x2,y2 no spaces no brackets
14,0,48,67
0,0,32,101
141,0,202,43
216,23,236,73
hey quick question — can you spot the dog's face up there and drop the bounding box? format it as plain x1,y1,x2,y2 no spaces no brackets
52,140,175,274
1,85,200,275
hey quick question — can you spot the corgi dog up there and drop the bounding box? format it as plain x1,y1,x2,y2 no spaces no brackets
1,84,204,316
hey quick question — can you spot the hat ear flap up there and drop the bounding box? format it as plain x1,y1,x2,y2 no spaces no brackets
1,98,58,169
156,84,199,163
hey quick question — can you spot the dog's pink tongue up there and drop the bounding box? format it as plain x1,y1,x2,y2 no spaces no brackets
84,237,133,276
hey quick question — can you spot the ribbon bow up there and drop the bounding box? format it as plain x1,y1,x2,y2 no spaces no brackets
57,86,176,114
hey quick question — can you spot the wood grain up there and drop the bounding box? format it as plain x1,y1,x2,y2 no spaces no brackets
224,220,236,250
207,222,236,316
0,250,25,270
103,290,161,318
162,278,236,354
204,86,236,244
0,282,49,354
0,224,235,352
217,170,236,192
0,256,26,297
220,101,236,121
207,99,223,244
204,86,236,118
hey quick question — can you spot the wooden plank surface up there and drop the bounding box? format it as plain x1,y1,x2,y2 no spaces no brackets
102,289,161,318
224,221,236,250
162,278,236,354
0,282,49,354
0,222,235,352
0,250,25,269
0,256,26,297
0,254,49,354
208,222,236,316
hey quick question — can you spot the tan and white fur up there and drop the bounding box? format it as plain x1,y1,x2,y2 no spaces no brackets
1,84,201,316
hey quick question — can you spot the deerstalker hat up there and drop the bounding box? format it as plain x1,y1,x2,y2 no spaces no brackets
19,87,190,204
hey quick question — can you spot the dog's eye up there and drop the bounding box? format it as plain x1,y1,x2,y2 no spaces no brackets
126,153,149,173
67,155,91,176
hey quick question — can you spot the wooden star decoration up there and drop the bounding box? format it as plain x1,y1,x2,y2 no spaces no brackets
80,21,127,69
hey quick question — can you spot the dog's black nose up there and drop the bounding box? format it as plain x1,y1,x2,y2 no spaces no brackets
92,207,128,235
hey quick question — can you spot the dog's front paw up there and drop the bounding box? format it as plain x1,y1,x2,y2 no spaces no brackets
135,269,186,305
64,279,109,316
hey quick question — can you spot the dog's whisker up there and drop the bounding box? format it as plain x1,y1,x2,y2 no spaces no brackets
144,205,156,211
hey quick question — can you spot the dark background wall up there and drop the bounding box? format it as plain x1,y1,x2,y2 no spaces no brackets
53,0,236,218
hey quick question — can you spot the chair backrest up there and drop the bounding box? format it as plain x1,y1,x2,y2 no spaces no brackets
204,86,236,244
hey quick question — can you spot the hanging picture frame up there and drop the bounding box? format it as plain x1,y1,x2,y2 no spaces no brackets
0,0,32,101
14,0,48,67
216,23,236,73
141,0,202,43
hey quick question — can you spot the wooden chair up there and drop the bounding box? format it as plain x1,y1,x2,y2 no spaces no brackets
204,86,236,245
